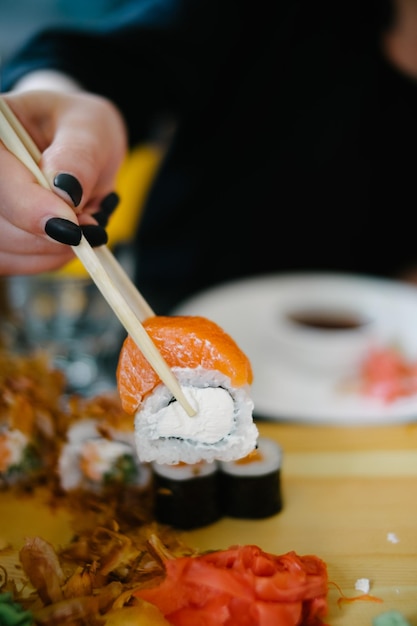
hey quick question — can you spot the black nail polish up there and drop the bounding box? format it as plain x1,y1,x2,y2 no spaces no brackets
92,210,109,227
92,191,120,226
45,218,82,246
100,191,120,215
81,224,108,247
54,173,83,207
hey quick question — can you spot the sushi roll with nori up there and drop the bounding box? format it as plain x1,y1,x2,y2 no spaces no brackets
218,437,283,519
116,315,259,465
152,460,221,529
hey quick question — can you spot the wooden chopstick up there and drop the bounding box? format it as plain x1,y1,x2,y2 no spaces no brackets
94,246,155,321
0,97,42,164
0,97,196,416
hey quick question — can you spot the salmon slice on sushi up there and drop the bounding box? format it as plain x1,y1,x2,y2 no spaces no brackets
117,315,258,465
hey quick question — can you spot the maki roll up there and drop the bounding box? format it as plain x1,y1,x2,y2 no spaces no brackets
116,315,258,465
218,437,283,519
58,418,145,492
152,460,221,529
0,427,41,488
0,352,66,488
57,397,151,494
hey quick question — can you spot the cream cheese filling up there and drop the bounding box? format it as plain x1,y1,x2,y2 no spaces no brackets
155,386,235,443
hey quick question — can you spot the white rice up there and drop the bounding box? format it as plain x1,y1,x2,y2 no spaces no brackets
134,367,258,465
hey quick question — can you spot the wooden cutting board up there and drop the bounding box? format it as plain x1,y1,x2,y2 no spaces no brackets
1,421,417,625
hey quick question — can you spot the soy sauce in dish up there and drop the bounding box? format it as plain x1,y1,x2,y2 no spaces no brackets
287,310,370,331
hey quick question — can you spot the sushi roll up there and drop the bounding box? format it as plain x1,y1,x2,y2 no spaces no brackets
218,436,283,519
151,460,221,529
0,426,41,488
0,351,66,488
116,315,258,465
58,415,150,494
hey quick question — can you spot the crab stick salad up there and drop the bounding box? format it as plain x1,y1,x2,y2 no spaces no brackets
116,315,258,465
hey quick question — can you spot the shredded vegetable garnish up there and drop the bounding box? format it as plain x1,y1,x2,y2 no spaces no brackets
337,594,383,607
330,581,383,608
1,521,195,625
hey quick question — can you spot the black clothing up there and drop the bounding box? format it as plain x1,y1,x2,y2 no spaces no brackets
2,0,416,314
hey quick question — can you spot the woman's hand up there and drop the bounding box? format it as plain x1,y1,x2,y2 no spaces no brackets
0,89,128,275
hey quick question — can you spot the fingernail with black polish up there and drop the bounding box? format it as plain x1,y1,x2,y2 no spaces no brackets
81,224,108,247
92,210,109,227
92,191,120,227
45,217,82,246
100,191,120,215
54,173,83,207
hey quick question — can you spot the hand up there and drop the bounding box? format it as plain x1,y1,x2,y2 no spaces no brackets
0,89,127,275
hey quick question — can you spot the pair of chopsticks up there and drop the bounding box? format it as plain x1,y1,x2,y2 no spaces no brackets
0,96,196,416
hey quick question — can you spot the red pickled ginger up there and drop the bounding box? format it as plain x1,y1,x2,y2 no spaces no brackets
134,544,329,626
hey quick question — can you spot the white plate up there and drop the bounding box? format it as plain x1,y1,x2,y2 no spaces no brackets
173,273,417,425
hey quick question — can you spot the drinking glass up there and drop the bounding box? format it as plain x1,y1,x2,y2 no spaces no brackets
1,272,126,395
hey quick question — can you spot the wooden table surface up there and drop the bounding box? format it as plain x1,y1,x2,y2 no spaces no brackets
1,419,417,625
184,420,417,625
